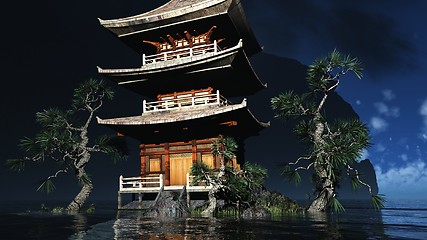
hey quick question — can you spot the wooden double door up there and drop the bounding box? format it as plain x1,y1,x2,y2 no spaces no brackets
169,153,215,185
169,153,193,185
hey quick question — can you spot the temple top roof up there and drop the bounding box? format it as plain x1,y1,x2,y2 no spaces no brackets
98,0,261,56
97,99,269,143
99,0,224,27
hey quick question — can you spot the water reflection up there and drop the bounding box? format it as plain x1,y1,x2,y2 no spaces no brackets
110,208,387,240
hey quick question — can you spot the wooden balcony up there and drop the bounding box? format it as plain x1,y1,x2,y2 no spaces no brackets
142,40,223,66
142,89,228,113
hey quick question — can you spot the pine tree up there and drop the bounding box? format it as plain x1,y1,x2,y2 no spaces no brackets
271,50,385,212
7,79,127,212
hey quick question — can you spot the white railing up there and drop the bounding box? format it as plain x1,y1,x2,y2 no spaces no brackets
118,173,212,192
142,40,219,66
142,90,229,113
186,173,213,191
119,174,164,192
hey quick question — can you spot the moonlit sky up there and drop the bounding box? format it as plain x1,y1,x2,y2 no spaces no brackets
1,0,426,201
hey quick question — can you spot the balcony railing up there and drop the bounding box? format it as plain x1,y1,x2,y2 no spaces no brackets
142,90,228,113
119,175,164,192
142,40,220,66
119,173,212,192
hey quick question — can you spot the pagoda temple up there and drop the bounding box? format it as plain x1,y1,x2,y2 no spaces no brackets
96,0,269,208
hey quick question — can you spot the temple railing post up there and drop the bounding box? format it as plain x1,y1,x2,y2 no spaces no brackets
216,90,220,104
159,174,164,189
119,175,123,191
142,54,146,65
142,100,146,113
186,172,190,188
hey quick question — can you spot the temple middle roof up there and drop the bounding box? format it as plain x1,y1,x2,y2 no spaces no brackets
97,40,266,98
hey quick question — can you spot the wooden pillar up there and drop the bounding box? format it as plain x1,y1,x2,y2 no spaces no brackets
138,193,143,209
118,192,122,209
165,143,170,186
140,144,146,176
192,140,197,165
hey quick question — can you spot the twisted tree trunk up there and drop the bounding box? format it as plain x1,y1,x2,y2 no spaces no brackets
66,168,93,213
202,185,218,217
308,111,335,212
308,167,334,212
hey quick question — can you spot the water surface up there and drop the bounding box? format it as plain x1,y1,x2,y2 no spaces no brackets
1,199,426,239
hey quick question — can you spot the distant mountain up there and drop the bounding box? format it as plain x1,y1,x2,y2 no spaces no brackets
244,52,379,200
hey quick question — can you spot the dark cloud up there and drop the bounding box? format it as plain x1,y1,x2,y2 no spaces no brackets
245,0,420,78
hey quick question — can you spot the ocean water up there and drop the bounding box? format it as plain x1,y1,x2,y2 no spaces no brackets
0,199,426,239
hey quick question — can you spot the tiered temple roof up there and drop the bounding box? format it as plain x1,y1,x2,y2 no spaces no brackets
98,0,261,57
97,99,269,144
97,0,268,144
98,39,266,98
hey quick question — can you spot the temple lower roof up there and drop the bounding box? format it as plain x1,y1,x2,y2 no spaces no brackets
97,99,269,144
98,0,261,56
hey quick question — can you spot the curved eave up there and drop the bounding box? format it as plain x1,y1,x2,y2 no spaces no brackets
97,100,269,143
98,0,261,56
99,0,227,28
98,45,266,98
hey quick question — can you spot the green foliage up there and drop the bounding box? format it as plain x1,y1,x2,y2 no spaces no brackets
211,136,238,162
294,120,315,143
37,179,56,193
190,157,268,209
256,192,299,216
86,203,96,214
72,79,114,111
372,194,386,210
95,135,129,162
190,162,215,184
51,207,65,214
306,49,362,93
5,159,26,172
8,79,122,200
220,162,268,207
329,197,345,213
271,50,381,212
282,165,301,185
271,91,307,120
241,162,268,191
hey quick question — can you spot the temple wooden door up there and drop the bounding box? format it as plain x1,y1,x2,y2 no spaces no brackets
169,153,193,185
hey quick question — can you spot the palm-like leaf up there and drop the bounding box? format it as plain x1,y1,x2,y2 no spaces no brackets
37,179,56,193
94,135,128,162
329,197,345,213
282,165,301,185
190,162,214,184
72,79,114,110
211,136,237,162
5,159,26,172
372,194,386,210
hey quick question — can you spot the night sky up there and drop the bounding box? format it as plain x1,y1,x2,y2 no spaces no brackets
1,0,426,202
